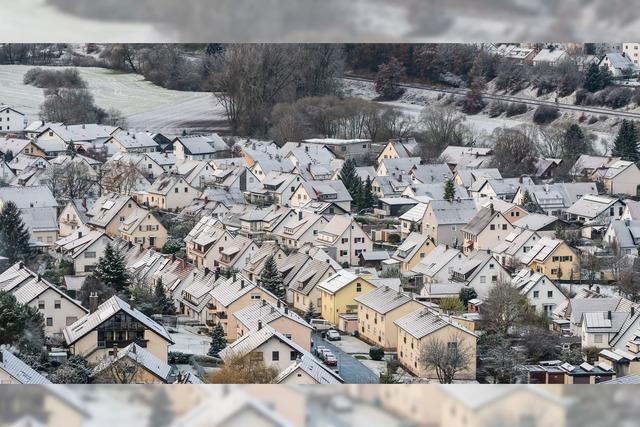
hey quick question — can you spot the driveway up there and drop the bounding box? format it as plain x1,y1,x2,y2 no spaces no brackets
312,332,379,384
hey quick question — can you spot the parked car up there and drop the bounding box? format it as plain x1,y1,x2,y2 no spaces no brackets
318,348,332,361
310,318,332,331
324,354,338,366
326,329,341,341
315,345,328,358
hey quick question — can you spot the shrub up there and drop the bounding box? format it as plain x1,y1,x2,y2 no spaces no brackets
487,101,506,117
587,116,599,124
369,346,385,361
23,67,86,89
505,102,528,117
168,352,192,364
604,87,632,109
533,105,560,124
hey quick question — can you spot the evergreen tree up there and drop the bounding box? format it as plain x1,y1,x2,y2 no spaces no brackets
3,150,13,162
339,159,363,211
208,323,227,357
147,389,174,427
304,302,316,323
154,279,176,315
259,255,285,300
562,124,589,164
363,176,375,209
459,287,478,307
463,76,485,114
93,243,130,294
583,63,603,92
0,291,45,353
520,190,544,214
443,179,456,202
612,119,640,162
0,201,31,263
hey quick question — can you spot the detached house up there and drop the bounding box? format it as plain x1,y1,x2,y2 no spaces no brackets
448,251,509,298
273,211,329,250
118,207,167,250
54,228,113,275
291,180,352,212
0,105,26,132
461,204,515,254
376,138,420,164
315,215,373,266
287,257,337,314
391,232,435,273
513,269,568,317
492,229,541,269
395,308,477,379
0,186,59,247
421,199,477,248
521,237,580,281
591,160,640,196
317,270,376,325
63,295,174,363
355,286,424,349
86,193,139,236
106,131,159,154
603,219,640,255
146,174,199,211
566,194,625,228
410,244,466,285
58,199,91,238
0,262,88,337
173,134,227,160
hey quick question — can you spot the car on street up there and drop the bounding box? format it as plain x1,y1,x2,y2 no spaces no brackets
315,345,328,358
318,348,332,361
326,329,341,341
324,354,338,366
310,319,332,331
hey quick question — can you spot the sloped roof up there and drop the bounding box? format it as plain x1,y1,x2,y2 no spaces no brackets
354,286,416,314
316,270,360,295
566,194,621,219
63,295,173,345
38,124,118,142
0,186,58,209
461,206,501,235
0,348,50,384
392,232,430,262
86,193,135,228
521,237,565,265
428,199,478,225
234,300,311,331
92,342,171,381
276,353,343,384
395,308,475,339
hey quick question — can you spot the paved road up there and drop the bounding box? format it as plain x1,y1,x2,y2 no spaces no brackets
345,75,640,121
312,332,379,384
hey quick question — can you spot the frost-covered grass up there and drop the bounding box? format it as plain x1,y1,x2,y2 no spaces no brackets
0,64,227,134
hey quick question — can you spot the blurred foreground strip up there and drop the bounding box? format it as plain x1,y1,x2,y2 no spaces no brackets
0,0,638,42
0,384,634,427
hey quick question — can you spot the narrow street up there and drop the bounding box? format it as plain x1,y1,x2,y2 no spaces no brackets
312,332,379,384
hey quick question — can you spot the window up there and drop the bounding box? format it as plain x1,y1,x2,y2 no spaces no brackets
184,187,188,193
175,188,179,193
290,351,298,361
594,334,603,344
46,318,53,327
66,316,78,326
356,283,362,292
502,224,507,230
533,291,539,298
54,300,61,309
341,238,348,244
447,342,458,354
547,291,553,298
272,351,280,361
490,224,495,230
85,251,96,259
480,276,486,284
38,301,45,309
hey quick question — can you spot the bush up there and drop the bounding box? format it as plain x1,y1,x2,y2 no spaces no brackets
533,105,560,124
168,352,192,364
587,115,599,124
23,67,86,89
369,346,385,361
604,87,632,109
487,101,506,117
505,102,528,117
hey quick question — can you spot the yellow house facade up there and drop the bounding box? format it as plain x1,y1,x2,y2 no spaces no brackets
523,237,580,281
317,270,376,325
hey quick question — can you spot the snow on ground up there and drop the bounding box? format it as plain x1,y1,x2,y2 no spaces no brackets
71,386,152,427
169,325,211,355
0,65,227,135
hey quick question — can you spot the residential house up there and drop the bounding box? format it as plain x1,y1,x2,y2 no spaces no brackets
118,208,167,250
600,52,637,77
54,228,113,275
440,146,493,169
0,105,26,132
234,299,313,351
513,182,598,217
287,257,338,314
479,198,528,224
86,193,139,236
521,360,615,384
521,237,580,281
532,48,568,66
0,262,88,337
461,204,515,254
448,251,510,298
63,295,174,363
512,269,568,317
315,215,373,266
376,157,421,177
275,353,343,384
210,234,260,273
491,229,541,269
421,199,478,248
471,177,534,202
0,348,50,384
106,131,159,154
395,308,477,379
0,186,59,247
571,154,622,178
410,244,466,285
355,286,424,349
184,216,227,268
591,160,640,196
173,134,228,160
399,203,427,238
251,157,296,181
0,137,32,157
246,171,304,206
35,124,119,149
291,180,352,212
410,163,453,185
145,174,199,211
207,273,280,341
376,197,418,217
58,199,91,237
176,269,220,325
376,138,420,164
303,138,372,161
391,232,435,273
453,168,502,188
91,343,172,384
403,182,470,203
0,159,16,182
242,242,287,283
273,211,329,250
603,219,640,255
317,270,376,325
566,194,625,227
209,165,260,193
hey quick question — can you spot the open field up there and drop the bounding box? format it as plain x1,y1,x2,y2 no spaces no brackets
0,65,227,135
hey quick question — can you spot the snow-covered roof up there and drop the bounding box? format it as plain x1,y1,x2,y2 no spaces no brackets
0,348,50,384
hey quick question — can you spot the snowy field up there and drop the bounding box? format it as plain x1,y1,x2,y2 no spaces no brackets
168,325,211,355
0,65,227,135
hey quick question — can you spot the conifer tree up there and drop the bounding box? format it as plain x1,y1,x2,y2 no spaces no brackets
520,190,544,214
0,201,31,263
93,243,130,294
154,279,176,315
443,179,456,202
259,255,285,300
363,176,375,209
208,323,227,357
339,159,363,211
147,390,174,427
612,119,640,162
304,302,316,323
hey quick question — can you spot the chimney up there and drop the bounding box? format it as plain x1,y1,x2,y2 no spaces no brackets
204,267,210,276
519,176,523,184
233,273,237,282
112,344,118,358
215,268,220,280
257,320,263,330
489,203,494,214
632,307,636,317
0,350,3,363
78,231,83,238
18,261,23,269
284,307,289,315
277,300,281,308
298,210,303,221
240,279,245,289
607,310,612,320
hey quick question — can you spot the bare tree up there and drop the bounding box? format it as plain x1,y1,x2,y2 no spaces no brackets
419,331,473,384
207,353,280,384
103,355,141,384
415,106,467,160
101,160,147,196
482,280,535,335
46,160,96,199
490,126,538,178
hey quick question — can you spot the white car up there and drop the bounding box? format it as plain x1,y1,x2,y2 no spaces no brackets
326,329,341,341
